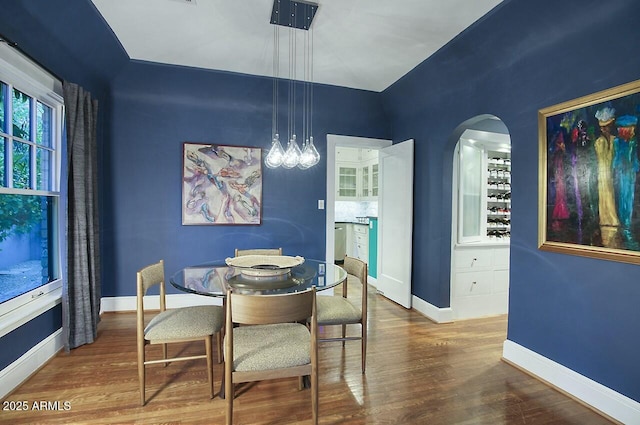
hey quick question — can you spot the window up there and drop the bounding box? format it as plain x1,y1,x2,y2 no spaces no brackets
0,44,63,318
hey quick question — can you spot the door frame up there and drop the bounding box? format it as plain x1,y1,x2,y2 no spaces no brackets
325,135,392,268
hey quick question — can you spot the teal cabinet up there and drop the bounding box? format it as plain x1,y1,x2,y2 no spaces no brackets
368,218,378,278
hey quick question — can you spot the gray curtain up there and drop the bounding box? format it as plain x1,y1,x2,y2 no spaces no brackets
62,82,101,350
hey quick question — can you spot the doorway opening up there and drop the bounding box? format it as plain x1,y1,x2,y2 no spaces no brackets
325,135,391,275
326,135,414,309
449,115,512,320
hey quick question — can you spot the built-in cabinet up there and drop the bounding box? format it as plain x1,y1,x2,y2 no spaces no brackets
341,221,378,280
336,147,379,200
452,130,511,320
353,224,368,263
452,245,509,319
345,223,369,263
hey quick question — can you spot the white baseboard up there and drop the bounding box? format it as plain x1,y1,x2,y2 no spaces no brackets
503,339,640,425
411,295,454,323
0,328,64,400
100,293,222,313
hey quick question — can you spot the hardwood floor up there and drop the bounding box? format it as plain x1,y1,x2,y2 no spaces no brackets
1,287,614,424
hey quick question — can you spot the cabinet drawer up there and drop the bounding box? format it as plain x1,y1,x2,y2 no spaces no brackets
454,249,492,269
454,271,493,297
355,242,368,262
355,234,367,244
493,247,510,269
354,224,368,235
492,270,509,292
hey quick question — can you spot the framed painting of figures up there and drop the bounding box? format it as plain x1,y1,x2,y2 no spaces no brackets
538,79,640,264
182,143,262,225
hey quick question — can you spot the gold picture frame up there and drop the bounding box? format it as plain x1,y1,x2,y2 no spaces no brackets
538,79,640,264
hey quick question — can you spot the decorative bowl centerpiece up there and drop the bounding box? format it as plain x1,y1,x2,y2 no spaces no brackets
225,255,305,278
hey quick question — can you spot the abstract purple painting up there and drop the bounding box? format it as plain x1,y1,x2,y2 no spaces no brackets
182,143,262,225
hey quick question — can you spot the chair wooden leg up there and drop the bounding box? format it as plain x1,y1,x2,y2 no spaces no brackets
162,343,168,367
206,336,214,399
361,323,367,374
138,342,146,406
311,367,318,425
224,379,235,425
216,332,222,364
225,368,233,424
341,324,346,347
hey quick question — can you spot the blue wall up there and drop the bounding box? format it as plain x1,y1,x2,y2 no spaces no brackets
2,0,640,407
383,0,640,402
104,61,390,296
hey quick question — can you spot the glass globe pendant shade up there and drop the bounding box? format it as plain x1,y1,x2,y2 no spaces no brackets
298,139,312,169
298,136,320,169
282,134,301,169
265,133,285,168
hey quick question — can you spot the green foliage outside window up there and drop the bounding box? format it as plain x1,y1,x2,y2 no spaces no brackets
0,194,42,245
0,89,43,247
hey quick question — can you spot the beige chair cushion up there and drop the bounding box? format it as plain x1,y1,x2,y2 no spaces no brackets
145,305,223,341
226,323,310,371
316,296,362,325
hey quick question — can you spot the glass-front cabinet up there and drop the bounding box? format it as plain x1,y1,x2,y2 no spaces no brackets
372,163,379,197
338,165,357,198
360,162,378,200
456,136,511,244
336,147,379,201
458,141,483,243
361,165,370,198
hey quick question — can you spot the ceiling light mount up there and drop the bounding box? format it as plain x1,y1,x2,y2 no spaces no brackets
270,0,318,30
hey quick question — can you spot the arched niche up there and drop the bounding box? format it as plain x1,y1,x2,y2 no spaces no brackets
447,114,512,320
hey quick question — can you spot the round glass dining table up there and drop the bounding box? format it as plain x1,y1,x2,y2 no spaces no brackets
169,258,347,296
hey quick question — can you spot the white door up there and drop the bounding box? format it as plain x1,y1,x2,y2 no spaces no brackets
377,139,414,308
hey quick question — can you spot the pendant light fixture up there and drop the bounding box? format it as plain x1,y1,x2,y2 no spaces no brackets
265,0,319,170
265,18,285,169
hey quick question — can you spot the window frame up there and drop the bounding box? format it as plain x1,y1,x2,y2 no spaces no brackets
0,42,64,333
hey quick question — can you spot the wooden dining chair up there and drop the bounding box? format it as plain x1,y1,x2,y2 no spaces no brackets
316,255,368,373
224,288,318,425
234,247,282,256
136,260,224,405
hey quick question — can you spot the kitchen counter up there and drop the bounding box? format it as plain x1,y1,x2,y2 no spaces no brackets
336,216,377,225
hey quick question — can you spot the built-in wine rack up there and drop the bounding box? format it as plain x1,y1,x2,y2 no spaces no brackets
487,152,511,240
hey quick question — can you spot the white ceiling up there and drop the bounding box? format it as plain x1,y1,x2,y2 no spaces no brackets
92,0,501,92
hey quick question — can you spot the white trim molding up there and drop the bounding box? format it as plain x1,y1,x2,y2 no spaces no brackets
100,294,223,313
503,339,640,425
0,328,64,400
411,295,454,323
0,288,62,339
